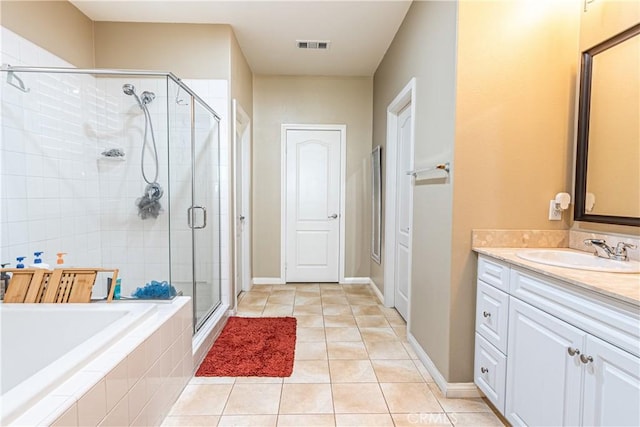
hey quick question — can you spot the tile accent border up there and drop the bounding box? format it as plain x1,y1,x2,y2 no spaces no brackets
472,229,569,248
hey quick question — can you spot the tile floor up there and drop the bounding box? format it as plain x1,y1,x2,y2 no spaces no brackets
163,284,506,426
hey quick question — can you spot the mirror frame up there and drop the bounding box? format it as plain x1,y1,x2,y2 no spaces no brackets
574,23,640,227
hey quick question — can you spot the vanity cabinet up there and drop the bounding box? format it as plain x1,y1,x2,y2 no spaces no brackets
475,254,640,427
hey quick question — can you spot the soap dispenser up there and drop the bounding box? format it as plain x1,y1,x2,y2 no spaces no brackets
56,253,67,265
16,257,26,269
30,252,50,269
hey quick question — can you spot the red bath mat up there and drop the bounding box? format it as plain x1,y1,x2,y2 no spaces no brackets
196,316,297,377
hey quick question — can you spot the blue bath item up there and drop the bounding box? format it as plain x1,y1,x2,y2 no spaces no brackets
33,252,44,264
132,280,177,299
16,257,26,268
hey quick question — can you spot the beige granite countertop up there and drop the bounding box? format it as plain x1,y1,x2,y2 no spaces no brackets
474,247,640,308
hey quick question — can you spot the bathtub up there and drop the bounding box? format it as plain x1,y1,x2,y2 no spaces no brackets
0,297,193,426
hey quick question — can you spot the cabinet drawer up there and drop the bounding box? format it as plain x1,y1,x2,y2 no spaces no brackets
475,333,506,414
478,256,510,292
476,280,510,353
510,267,640,357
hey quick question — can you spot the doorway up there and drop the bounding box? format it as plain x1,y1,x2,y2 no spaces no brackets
233,100,251,301
384,79,416,322
281,125,346,283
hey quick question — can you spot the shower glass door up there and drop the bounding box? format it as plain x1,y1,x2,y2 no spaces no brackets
167,78,221,332
192,99,221,330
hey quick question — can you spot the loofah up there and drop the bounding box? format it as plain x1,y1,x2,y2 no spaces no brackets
132,280,177,299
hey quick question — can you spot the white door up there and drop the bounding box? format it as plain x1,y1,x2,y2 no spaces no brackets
505,298,584,427
285,129,341,282
394,104,412,320
233,101,251,297
582,334,640,427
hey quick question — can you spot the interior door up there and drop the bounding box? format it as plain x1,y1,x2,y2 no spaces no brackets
285,129,341,283
394,104,412,320
233,101,251,298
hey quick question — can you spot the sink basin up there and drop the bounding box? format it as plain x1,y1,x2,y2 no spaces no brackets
516,249,640,273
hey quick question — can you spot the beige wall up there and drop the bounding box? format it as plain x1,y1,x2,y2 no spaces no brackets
373,0,581,383
1,0,94,68
372,0,458,378
252,75,373,279
230,32,253,118
452,0,581,382
94,22,231,79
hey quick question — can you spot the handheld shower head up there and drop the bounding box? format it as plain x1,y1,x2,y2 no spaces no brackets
122,83,136,96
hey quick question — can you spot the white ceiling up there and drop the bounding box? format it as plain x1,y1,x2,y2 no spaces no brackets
70,1,413,76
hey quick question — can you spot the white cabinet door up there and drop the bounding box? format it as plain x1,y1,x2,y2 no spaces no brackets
582,334,640,427
506,298,585,427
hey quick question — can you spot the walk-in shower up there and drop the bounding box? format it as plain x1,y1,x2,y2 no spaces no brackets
0,65,222,331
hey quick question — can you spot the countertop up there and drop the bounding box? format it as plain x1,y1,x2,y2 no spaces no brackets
474,247,640,308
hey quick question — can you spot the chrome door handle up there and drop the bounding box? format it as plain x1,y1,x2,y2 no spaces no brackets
189,206,207,229
328,213,338,219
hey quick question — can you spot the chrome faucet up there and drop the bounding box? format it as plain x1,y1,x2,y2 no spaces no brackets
584,239,637,261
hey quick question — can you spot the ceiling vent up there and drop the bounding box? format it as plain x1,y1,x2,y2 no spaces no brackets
296,40,330,50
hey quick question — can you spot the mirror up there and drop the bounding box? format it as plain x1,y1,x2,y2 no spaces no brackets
371,146,382,264
575,23,640,226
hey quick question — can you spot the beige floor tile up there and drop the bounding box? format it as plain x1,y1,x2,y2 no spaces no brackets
294,283,321,291
218,415,278,427
295,315,325,327
360,328,399,342
223,384,282,415
325,327,362,342
327,341,369,360
428,384,491,412
380,383,443,413
293,304,323,315
346,296,379,306
295,295,322,306
262,304,294,316
297,290,321,298
365,341,410,360
335,413,394,427
448,412,506,426
323,304,353,316
413,360,435,382
393,326,407,339
295,341,328,360
371,359,424,382
355,315,391,328
161,415,221,426
403,342,419,360
277,414,336,426
386,315,408,326
271,285,297,292
279,383,334,414
332,383,389,414
267,294,295,305
234,377,284,384
392,413,453,426
319,284,344,292
322,295,350,305
351,305,384,316
248,285,273,293
239,294,269,306
379,306,402,317
189,376,235,385
324,315,357,327
297,327,326,342
329,359,378,383
169,384,232,416
234,310,263,317
284,360,331,383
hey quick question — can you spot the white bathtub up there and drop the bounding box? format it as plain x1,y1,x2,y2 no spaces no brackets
0,298,193,426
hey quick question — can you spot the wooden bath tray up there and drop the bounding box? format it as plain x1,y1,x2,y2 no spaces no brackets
1,268,119,303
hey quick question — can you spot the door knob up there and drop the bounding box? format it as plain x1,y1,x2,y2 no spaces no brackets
328,213,338,219
239,215,245,221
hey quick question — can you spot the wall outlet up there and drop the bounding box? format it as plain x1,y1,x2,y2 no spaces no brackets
548,200,562,221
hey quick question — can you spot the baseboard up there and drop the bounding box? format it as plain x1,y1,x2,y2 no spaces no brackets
407,332,481,399
252,277,285,285
340,277,371,284
368,278,385,304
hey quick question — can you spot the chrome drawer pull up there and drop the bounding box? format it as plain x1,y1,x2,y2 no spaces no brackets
567,347,581,356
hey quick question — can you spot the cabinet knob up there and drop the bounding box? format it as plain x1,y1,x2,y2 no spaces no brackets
481,367,489,374
580,354,594,364
482,311,491,318
567,347,581,356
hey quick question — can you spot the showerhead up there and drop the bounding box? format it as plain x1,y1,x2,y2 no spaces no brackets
122,83,136,96
141,91,155,105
